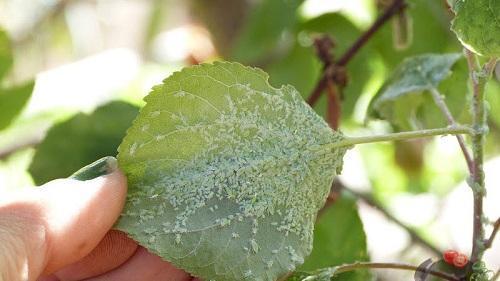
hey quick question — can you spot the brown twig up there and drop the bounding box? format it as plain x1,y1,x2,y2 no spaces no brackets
428,87,474,173
326,77,341,130
339,183,442,256
312,36,342,129
484,218,500,250
307,0,407,106
307,261,460,281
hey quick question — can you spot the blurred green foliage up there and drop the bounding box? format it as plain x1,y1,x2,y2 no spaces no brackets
29,101,138,185
298,194,370,281
0,28,34,131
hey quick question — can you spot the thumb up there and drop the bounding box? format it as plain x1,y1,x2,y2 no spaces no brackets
0,157,127,281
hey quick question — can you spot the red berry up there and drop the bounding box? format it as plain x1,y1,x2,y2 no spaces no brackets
443,250,458,264
453,253,468,268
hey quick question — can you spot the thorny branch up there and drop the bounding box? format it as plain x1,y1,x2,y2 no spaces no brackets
307,0,407,107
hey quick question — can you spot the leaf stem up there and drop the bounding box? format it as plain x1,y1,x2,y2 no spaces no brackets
465,49,498,265
428,87,474,173
303,262,460,281
328,125,473,149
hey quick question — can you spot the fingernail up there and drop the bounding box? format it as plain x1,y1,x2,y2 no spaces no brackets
70,156,118,181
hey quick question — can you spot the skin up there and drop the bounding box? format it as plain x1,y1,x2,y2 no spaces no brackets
0,168,201,281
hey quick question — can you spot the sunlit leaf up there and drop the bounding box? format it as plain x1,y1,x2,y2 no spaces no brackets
368,53,462,130
0,28,12,81
29,101,139,185
116,62,348,281
0,28,31,132
0,81,34,131
451,0,500,57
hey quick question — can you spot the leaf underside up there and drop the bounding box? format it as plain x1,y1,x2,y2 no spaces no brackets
116,62,347,281
368,53,462,130
0,81,34,131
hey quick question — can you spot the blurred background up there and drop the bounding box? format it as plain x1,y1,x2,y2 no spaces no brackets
0,0,499,280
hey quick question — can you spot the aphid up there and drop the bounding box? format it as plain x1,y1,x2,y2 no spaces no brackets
250,239,259,253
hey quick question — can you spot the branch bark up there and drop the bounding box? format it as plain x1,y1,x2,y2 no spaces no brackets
304,261,460,281
307,0,407,106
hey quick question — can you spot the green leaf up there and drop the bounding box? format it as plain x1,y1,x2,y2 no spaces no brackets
0,81,34,131
266,44,321,100
116,61,348,281
0,28,12,81
298,194,370,281
29,101,139,185
368,53,462,130
451,0,500,57
231,0,304,63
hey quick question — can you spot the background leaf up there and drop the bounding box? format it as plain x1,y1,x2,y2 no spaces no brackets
0,28,12,81
29,101,139,185
231,0,304,63
0,81,34,131
298,194,370,281
451,0,500,57
116,62,348,281
0,28,33,132
367,53,463,130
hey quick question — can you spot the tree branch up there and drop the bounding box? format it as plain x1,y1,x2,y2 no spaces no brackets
303,262,460,281
340,183,442,256
307,0,407,106
465,49,498,265
428,87,474,173
0,137,42,160
312,36,342,130
484,217,500,250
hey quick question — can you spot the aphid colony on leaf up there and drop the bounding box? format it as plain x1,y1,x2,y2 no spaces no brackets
115,61,348,281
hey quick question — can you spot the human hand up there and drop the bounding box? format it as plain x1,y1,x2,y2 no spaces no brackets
0,157,197,281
